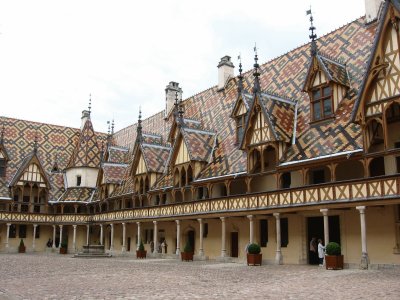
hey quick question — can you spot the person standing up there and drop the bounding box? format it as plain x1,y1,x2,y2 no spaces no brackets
317,239,325,266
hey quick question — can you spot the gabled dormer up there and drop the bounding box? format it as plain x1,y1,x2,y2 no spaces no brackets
130,111,171,195
303,11,350,123
353,1,400,152
238,52,296,174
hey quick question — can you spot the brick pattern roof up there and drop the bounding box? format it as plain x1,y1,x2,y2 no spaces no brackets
57,187,95,203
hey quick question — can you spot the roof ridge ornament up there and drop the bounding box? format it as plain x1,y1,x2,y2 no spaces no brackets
88,93,92,117
253,44,261,94
136,107,143,143
237,53,244,93
307,7,318,56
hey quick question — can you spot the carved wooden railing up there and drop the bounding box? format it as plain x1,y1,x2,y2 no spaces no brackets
1,175,399,224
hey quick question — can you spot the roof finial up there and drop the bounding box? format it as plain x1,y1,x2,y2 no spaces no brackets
178,99,184,120
307,7,318,56
111,119,115,135
237,53,244,93
33,126,38,154
253,43,261,94
107,121,111,135
136,107,143,142
88,93,92,116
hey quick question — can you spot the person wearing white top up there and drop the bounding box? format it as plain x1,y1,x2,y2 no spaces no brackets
317,239,325,266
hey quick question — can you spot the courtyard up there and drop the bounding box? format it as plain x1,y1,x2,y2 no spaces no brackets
0,254,399,299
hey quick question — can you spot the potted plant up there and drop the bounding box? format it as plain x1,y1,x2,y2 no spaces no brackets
60,241,68,254
247,243,262,266
136,240,147,259
18,239,26,253
325,242,343,270
181,240,193,261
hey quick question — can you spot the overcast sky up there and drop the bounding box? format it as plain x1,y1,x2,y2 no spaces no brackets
0,0,366,132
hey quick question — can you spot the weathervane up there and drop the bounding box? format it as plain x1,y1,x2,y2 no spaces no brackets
306,7,318,56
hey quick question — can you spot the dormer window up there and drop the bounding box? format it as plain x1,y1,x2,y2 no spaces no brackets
76,175,82,186
236,114,246,143
311,85,333,121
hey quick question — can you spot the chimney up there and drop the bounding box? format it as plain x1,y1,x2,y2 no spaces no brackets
217,55,234,90
81,110,90,130
165,81,182,117
365,0,384,23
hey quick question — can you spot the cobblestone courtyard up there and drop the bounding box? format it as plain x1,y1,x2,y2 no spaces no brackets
0,254,399,299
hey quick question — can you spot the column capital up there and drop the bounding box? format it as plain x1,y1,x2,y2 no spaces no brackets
247,215,254,220
220,217,225,222
175,220,180,225
273,212,280,219
320,208,329,215
59,224,63,229
153,220,157,225
356,206,366,212
136,221,141,226
110,223,114,228
72,225,77,228
197,218,203,223
99,224,103,228
6,223,11,226
122,222,126,226
33,224,38,228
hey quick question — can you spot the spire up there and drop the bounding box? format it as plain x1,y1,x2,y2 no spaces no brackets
253,44,261,94
178,99,184,120
33,127,38,154
136,107,143,143
307,8,318,56
107,121,111,135
237,54,244,93
88,93,92,116
174,92,180,117
111,119,115,135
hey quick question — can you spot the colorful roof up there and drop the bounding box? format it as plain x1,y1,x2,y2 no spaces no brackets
141,143,170,173
57,187,95,203
107,146,128,164
102,163,127,184
67,119,101,169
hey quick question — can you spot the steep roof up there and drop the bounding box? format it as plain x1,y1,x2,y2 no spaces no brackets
67,118,101,169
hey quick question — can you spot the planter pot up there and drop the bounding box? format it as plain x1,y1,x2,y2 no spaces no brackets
60,247,67,254
247,253,262,266
136,250,147,259
181,252,194,261
325,255,344,270
18,246,26,253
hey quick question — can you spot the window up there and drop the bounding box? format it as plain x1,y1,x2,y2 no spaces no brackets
35,225,40,239
0,158,6,177
19,225,27,238
236,114,246,143
9,224,16,238
311,85,333,121
311,169,325,184
280,218,288,247
260,219,268,247
281,172,291,189
76,175,82,186
203,223,208,238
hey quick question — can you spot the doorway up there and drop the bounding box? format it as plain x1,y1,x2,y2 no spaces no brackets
231,232,239,257
188,230,195,252
307,216,340,264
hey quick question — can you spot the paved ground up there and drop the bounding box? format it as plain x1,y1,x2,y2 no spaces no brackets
0,254,399,300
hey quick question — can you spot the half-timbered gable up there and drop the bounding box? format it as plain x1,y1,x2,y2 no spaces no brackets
354,1,400,153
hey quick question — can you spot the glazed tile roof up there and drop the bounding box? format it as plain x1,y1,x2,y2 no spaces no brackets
107,146,128,164
102,163,127,184
318,55,350,87
67,119,101,169
0,116,106,201
141,143,170,173
56,187,95,203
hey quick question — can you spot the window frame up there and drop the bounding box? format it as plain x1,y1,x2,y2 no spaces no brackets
235,114,246,144
310,84,333,122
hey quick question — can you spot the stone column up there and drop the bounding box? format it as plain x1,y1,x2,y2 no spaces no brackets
100,224,104,246
153,221,158,254
273,213,283,265
247,215,254,244
72,225,77,253
59,225,63,249
32,224,37,251
136,222,141,250
175,220,181,255
320,209,329,245
357,206,369,269
110,224,114,252
52,225,56,248
220,217,226,257
86,224,90,246
198,218,204,256
122,223,126,253
6,223,11,251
